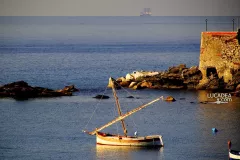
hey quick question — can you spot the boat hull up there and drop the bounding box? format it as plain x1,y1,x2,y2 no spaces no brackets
96,132,163,147
229,149,240,160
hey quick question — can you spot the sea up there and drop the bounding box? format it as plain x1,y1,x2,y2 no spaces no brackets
0,16,240,160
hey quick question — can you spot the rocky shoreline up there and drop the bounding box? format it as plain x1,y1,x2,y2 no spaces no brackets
0,81,79,100
108,64,240,97
1,64,240,100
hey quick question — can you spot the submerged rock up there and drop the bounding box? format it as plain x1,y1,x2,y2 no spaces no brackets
93,95,110,99
126,96,134,98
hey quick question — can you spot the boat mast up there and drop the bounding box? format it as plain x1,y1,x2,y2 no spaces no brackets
110,77,128,137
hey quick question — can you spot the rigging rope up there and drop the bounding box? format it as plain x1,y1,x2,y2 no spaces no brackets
112,101,119,135
114,80,145,105
129,110,138,129
83,86,108,131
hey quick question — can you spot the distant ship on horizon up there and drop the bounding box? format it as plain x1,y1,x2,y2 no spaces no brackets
140,8,152,16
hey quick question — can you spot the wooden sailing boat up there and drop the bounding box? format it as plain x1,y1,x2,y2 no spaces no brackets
83,77,164,147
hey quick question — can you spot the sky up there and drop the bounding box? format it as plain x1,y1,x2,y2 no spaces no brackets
0,0,240,16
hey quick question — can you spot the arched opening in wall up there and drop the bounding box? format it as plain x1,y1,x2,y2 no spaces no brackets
206,67,218,79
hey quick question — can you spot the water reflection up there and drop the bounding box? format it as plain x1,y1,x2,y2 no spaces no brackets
95,145,164,160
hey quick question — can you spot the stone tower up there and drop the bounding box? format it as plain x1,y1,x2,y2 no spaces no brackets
199,32,240,86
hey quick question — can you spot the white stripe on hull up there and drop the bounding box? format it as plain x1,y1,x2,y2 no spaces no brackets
229,152,240,159
96,134,163,146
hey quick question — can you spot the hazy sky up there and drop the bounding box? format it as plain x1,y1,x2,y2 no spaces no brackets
0,0,240,16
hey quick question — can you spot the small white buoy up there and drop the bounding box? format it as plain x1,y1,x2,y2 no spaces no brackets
134,131,138,137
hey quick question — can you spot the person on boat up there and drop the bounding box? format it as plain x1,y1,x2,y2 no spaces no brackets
134,131,138,137
225,29,240,45
228,140,232,150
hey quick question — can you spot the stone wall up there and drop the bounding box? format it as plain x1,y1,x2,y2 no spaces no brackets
199,32,240,85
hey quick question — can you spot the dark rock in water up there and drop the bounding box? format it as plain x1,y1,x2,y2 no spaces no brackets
93,95,109,99
126,96,134,98
0,81,79,100
190,101,195,104
179,98,186,100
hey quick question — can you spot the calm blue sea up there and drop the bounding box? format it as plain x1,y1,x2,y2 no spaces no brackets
0,16,240,160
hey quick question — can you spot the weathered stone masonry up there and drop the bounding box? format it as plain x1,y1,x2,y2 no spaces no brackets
199,32,240,86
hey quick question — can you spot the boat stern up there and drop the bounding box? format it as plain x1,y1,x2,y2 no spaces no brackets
146,135,164,147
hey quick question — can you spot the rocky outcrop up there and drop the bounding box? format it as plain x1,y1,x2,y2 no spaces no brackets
107,77,121,89
111,64,202,90
110,64,240,96
0,81,79,100
197,69,240,95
